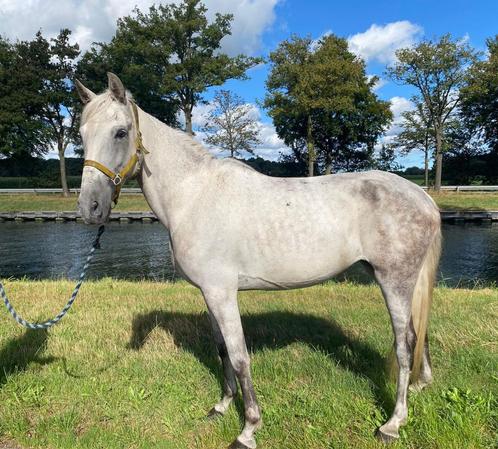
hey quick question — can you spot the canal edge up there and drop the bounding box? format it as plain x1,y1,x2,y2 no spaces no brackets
1,210,498,223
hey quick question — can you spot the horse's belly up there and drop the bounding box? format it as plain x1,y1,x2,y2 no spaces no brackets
237,265,350,290
237,236,360,290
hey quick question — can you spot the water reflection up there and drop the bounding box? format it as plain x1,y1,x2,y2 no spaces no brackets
0,221,496,287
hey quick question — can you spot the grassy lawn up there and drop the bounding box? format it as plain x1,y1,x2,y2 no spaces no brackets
0,280,495,449
3,191,498,212
0,192,498,212
430,192,498,211
0,194,150,213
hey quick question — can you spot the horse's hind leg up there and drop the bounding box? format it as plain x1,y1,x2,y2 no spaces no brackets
376,279,415,442
202,285,262,449
207,311,238,417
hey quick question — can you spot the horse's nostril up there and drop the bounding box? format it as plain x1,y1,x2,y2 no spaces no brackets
91,201,99,212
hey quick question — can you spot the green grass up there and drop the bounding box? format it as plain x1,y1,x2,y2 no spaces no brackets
2,192,498,213
0,194,150,212
0,280,495,449
430,192,498,210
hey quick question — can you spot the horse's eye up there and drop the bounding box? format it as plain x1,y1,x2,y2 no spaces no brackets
115,129,128,139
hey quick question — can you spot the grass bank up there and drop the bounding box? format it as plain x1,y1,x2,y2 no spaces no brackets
0,194,149,213
2,191,498,213
0,280,495,449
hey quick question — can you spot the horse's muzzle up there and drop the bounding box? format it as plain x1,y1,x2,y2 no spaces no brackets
78,197,111,225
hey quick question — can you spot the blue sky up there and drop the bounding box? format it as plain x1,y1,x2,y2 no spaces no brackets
217,0,498,166
229,0,496,101
1,0,496,166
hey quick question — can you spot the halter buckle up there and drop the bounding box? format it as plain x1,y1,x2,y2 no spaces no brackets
112,174,122,186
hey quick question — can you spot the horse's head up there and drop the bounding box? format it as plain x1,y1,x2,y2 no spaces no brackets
75,73,140,224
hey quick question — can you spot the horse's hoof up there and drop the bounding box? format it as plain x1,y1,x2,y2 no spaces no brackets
206,407,224,420
228,439,255,449
376,428,399,444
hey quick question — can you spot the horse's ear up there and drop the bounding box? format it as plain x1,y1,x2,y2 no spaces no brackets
75,79,96,104
107,72,127,104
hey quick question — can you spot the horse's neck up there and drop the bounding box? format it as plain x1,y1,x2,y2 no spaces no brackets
137,108,215,230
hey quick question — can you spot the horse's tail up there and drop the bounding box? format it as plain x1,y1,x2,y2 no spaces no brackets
410,227,442,381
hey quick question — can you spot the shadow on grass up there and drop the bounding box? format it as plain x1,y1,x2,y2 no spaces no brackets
128,310,394,417
0,329,56,386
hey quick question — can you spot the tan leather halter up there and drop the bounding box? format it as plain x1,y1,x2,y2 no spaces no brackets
83,101,149,206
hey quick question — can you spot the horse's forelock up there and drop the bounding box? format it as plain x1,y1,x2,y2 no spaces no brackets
81,89,134,125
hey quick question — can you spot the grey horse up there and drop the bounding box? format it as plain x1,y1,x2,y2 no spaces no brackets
76,73,441,449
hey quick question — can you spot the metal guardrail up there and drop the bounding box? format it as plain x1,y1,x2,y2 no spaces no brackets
1,186,498,194
420,186,498,192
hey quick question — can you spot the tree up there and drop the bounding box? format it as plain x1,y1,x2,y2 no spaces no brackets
202,90,260,157
374,144,401,172
46,30,80,196
392,101,434,187
264,34,391,176
387,34,478,190
0,35,51,158
76,16,180,126
0,31,80,195
442,115,488,184
460,35,498,153
26,30,80,197
80,0,261,135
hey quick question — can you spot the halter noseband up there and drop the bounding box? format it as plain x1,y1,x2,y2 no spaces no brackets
83,101,149,206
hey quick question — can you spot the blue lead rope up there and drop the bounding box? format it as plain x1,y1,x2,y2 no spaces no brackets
0,225,105,330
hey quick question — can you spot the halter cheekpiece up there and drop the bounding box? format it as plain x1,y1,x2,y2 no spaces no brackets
83,101,149,205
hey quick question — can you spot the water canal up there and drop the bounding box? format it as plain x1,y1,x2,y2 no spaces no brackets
0,221,496,287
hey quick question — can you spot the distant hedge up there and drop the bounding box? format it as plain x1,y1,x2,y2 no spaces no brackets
0,156,84,178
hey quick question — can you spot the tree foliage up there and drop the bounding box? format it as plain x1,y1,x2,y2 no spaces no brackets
392,100,434,186
460,35,498,153
0,30,80,195
202,90,260,157
0,35,51,158
76,12,180,126
78,0,261,134
374,145,401,172
387,34,478,190
264,34,392,176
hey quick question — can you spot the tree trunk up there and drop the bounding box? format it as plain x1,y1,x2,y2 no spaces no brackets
185,108,193,136
434,127,443,191
424,149,429,188
58,141,70,198
307,114,315,177
324,152,333,175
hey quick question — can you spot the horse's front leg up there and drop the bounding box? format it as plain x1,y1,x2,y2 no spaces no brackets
207,311,238,417
202,285,262,449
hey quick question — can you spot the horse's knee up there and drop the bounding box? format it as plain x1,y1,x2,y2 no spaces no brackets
245,404,261,425
232,357,251,377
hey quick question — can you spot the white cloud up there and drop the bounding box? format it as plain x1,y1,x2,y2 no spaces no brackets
347,21,423,64
380,96,414,145
389,96,414,122
0,0,280,55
